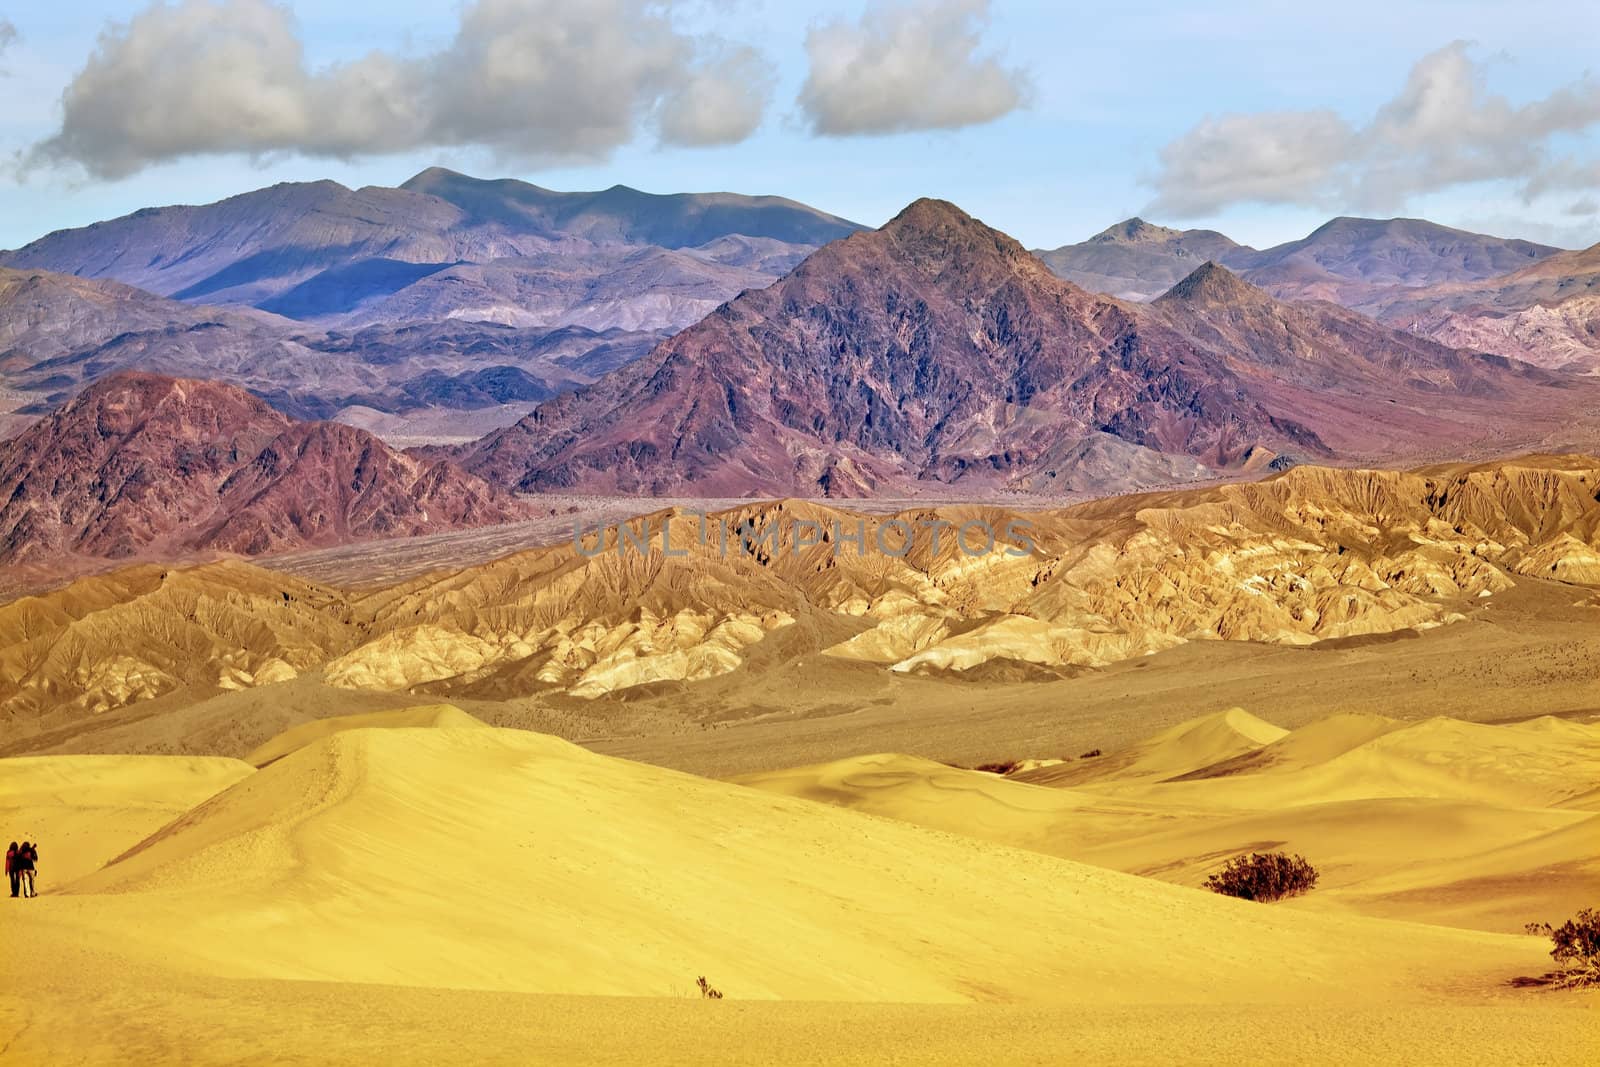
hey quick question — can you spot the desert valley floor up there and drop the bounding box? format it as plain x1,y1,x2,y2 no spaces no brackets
2,458,1598,1065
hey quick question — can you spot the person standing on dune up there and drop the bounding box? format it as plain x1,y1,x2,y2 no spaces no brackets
17,841,37,898
5,842,16,898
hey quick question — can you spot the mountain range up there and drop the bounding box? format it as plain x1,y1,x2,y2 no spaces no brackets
6,175,1598,433
458,200,1592,495
0,169,860,327
1037,216,1557,303
1036,216,1599,372
4,173,1600,569
0,266,667,429
0,170,863,435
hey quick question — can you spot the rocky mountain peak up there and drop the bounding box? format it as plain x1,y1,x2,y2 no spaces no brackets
1092,217,1185,245
1156,261,1270,307
875,198,1034,275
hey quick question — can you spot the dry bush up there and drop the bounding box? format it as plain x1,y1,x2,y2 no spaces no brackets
1525,908,1600,988
973,760,1022,775
1204,852,1319,902
696,975,723,999
1078,748,1102,758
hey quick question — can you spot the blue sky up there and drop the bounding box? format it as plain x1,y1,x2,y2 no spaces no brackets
2,1,1598,252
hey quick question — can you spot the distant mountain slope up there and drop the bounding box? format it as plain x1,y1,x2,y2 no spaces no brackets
0,267,266,373
0,264,666,431
0,372,530,567
1033,218,1250,300
329,245,781,331
399,167,864,248
1037,215,1592,374
1151,262,1532,398
1238,217,1559,308
461,202,1591,497
1144,261,1596,457
1374,243,1600,372
0,171,864,332
1036,215,1560,309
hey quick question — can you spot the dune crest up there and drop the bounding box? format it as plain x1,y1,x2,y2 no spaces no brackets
1013,707,1287,787
739,711,1600,933
37,724,1547,1003
244,703,486,767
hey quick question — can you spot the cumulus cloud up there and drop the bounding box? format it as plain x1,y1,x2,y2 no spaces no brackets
1522,159,1600,204
1148,43,1600,217
658,44,773,146
798,0,1028,136
28,0,775,179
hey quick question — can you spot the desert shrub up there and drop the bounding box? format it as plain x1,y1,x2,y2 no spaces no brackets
696,975,723,999
1525,908,1600,987
1204,852,1319,902
1078,748,1102,759
973,760,1022,775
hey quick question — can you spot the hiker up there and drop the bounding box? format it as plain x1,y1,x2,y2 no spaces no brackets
17,841,37,898
5,842,16,898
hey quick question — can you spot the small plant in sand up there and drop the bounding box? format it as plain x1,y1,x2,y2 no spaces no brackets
973,759,1023,775
696,976,724,999
1203,852,1319,902
1525,908,1600,988
1078,748,1102,759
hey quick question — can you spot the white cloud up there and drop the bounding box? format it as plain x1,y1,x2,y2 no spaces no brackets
1149,42,1600,218
28,0,775,179
1523,159,1600,204
798,0,1028,137
658,45,773,147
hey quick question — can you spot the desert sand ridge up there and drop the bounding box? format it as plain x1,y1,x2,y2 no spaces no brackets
243,702,487,766
1010,707,1287,786
1164,712,1406,781
737,710,1600,934
12,722,1553,1003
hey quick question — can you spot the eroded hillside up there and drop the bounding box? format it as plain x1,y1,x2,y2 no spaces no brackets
3,455,1595,744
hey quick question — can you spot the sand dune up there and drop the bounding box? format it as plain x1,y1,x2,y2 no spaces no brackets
0,753,252,885
2,713,1592,1064
1014,707,1287,787
1071,796,1597,931
737,711,1600,935
1166,712,1405,780
19,723,1552,1005
243,702,486,766
735,751,1175,856
1123,715,1600,810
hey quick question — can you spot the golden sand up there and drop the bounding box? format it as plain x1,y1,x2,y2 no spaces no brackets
2,706,1595,1063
